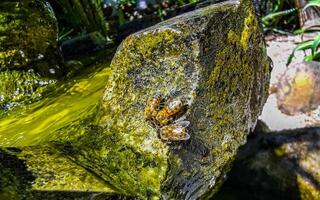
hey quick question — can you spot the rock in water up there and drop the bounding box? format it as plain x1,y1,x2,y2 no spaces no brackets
0,0,59,74
0,0,270,199
77,0,269,199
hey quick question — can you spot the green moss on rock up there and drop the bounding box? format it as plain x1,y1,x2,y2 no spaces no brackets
0,0,59,74
0,0,269,199
0,145,118,199
16,145,116,193
55,0,270,199
0,70,55,116
0,148,35,200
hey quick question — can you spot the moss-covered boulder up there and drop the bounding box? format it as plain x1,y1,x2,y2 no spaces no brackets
0,0,269,199
54,0,270,199
0,0,59,74
215,123,320,200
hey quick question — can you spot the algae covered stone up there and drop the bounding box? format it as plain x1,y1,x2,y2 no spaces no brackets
0,0,58,73
66,0,270,199
0,0,270,199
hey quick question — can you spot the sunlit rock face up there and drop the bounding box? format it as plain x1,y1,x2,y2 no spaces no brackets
90,0,270,199
0,0,269,199
0,0,58,74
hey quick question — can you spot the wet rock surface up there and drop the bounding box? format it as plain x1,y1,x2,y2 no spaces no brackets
0,70,55,115
0,0,59,74
57,0,269,199
0,0,270,199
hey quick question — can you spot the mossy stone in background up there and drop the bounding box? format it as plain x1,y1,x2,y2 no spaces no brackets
0,0,59,74
215,124,320,200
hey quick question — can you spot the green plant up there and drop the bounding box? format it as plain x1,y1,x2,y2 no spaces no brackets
262,8,298,33
48,0,108,42
287,0,320,65
260,0,299,33
287,33,320,65
304,0,320,10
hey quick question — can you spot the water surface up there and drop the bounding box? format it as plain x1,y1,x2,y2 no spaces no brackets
0,64,111,147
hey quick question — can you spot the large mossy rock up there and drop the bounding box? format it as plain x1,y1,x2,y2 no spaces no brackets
215,123,320,200
58,0,270,199
0,0,59,74
0,0,269,199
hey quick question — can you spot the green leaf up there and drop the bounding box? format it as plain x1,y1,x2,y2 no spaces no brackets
313,52,320,61
262,8,297,25
293,25,320,34
287,40,314,65
312,33,320,55
295,40,314,51
304,0,320,10
304,54,315,61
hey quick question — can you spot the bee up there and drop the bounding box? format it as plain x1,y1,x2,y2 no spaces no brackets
144,95,191,141
159,121,190,141
156,99,183,125
144,96,162,120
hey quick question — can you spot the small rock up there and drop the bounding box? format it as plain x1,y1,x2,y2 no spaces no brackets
272,61,320,116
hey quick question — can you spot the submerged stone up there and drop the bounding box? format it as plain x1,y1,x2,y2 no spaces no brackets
0,146,117,200
0,70,55,116
60,0,269,199
0,0,59,75
60,32,109,59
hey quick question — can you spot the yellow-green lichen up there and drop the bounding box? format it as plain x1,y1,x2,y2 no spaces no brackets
240,10,257,50
274,145,288,157
297,175,320,200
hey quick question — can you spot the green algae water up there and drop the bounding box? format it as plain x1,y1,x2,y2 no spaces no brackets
0,64,111,147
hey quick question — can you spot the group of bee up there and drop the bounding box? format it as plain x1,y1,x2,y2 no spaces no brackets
144,95,191,141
